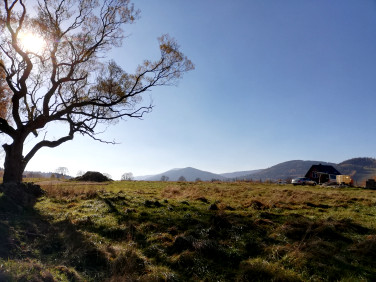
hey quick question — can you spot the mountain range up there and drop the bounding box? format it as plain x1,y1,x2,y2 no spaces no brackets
135,158,376,185
135,167,228,182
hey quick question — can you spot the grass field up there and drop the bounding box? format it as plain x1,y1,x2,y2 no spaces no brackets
0,180,376,281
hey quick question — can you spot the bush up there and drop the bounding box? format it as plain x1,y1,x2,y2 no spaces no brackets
74,171,112,182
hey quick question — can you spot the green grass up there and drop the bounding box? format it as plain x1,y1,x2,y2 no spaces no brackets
1,180,376,281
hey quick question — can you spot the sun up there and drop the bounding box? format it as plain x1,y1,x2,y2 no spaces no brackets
18,32,46,54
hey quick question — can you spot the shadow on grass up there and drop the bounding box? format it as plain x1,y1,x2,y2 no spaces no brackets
0,191,109,281
1,187,376,281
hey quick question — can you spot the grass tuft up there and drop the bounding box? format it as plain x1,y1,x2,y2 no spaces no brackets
237,258,302,282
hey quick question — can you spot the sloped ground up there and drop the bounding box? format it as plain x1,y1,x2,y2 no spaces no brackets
0,181,375,281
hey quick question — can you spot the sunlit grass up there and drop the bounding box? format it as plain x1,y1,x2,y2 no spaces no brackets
1,180,375,281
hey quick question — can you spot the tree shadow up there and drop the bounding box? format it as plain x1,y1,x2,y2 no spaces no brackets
1,185,376,281
0,188,109,281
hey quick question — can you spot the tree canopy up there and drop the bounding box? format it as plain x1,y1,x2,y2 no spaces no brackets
0,0,193,183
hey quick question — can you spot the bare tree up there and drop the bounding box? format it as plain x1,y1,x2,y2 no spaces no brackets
55,166,68,175
121,172,133,181
160,175,169,182
0,0,193,184
55,166,68,178
178,176,186,182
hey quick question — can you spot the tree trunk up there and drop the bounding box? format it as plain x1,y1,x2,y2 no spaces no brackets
2,142,26,184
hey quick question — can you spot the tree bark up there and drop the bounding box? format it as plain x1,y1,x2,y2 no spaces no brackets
2,142,26,184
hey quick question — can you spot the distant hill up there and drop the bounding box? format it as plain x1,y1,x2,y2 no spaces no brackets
135,157,376,185
239,160,336,181
337,157,376,185
134,174,155,181
220,169,262,178
237,158,376,185
143,167,227,182
22,170,72,179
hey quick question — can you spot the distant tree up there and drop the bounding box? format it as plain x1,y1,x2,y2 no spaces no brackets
195,177,202,182
178,176,186,182
25,171,42,178
121,172,134,181
0,0,194,184
160,175,169,182
76,170,85,177
55,167,69,177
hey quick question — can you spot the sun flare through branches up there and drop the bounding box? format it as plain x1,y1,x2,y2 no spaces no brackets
18,32,46,54
0,0,193,184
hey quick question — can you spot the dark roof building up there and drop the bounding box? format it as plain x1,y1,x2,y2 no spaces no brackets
305,164,341,184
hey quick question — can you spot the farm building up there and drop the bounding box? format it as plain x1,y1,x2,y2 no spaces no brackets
305,164,341,184
366,179,376,189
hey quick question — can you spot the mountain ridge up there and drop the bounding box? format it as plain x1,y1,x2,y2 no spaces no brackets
219,169,263,178
142,167,227,182
135,158,376,184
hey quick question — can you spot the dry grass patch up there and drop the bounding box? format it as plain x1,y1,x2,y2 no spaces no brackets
160,182,376,211
39,181,107,200
237,258,303,282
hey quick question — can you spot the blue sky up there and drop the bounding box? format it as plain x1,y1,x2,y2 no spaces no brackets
25,0,376,179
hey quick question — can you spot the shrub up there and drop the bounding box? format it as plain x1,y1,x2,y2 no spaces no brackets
75,171,112,182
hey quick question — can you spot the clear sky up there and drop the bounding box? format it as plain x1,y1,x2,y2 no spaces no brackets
22,0,376,179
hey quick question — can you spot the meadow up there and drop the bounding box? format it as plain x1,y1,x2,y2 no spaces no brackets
0,180,376,281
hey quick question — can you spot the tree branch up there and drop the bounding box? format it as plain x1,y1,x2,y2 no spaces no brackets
23,120,75,165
